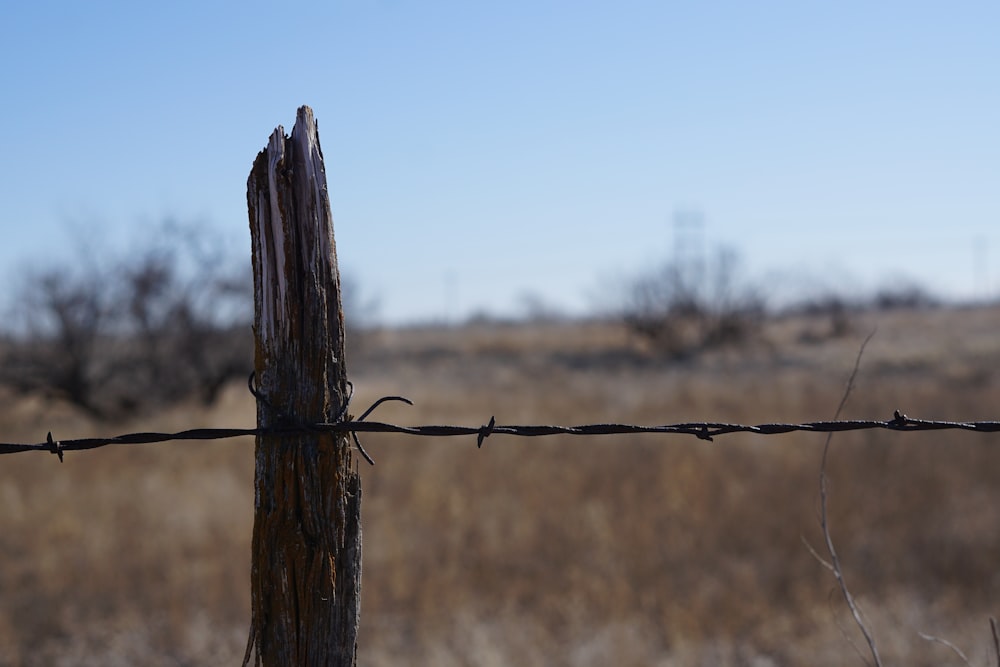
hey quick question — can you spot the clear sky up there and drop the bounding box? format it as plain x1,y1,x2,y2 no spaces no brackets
2,1,998,323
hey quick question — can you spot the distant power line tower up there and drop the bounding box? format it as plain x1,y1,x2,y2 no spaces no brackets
672,209,706,294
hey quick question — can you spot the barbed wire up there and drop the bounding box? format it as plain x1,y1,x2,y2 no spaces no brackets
3,403,999,463
2,370,997,463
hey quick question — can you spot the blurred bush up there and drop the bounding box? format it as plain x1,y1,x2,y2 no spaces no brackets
0,222,378,419
0,223,252,418
622,246,766,357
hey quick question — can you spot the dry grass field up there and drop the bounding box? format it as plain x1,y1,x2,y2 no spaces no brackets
1,305,998,665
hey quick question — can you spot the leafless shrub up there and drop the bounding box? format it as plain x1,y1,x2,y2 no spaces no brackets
784,279,936,345
1,223,378,417
622,246,766,357
2,266,119,416
1,223,253,417
870,282,938,311
793,294,856,343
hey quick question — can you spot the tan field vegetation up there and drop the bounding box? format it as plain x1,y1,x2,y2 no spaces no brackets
1,304,998,665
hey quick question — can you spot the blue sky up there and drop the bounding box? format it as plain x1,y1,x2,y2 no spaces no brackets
2,1,998,323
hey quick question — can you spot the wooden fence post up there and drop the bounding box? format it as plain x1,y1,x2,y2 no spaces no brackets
244,106,361,666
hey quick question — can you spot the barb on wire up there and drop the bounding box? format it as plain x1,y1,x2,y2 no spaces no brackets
348,394,413,466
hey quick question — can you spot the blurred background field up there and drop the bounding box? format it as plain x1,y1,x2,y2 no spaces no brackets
1,304,998,666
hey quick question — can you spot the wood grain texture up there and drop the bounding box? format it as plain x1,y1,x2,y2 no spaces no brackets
245,106,360,667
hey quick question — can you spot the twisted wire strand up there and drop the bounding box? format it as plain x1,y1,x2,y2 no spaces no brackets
4,372,997,461
3,409,999,462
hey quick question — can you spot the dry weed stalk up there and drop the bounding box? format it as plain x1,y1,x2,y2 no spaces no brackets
917,631,972,665
992,617,999,667
919,617,1000,667
813,333,999,667
812,329,883,667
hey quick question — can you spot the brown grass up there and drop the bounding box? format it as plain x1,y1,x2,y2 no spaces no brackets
2,305,999,665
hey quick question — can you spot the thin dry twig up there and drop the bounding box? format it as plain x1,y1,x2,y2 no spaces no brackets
818,329,883,667
917,631,972,666
827,589,875,667
800,535,833,571
991,616,1000,667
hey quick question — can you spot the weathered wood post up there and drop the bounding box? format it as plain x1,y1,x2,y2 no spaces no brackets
244,106,361,666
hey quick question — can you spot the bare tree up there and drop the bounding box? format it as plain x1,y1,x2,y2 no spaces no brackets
116,227,254,406
2,266,118,417
1,222,254,417
623,245,765,357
